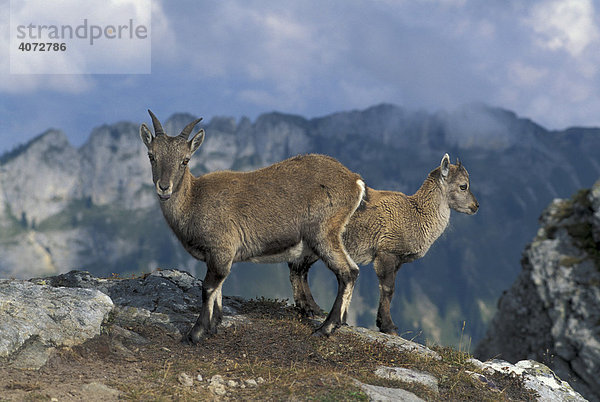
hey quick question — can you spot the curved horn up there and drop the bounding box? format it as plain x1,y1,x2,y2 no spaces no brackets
147,109,165,136
179,117,203,140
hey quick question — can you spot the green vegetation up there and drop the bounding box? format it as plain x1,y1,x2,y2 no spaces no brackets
553,188,600,270
567,222,600,270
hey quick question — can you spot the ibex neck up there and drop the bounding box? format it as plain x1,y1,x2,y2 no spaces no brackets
159,169,194,231
410,174,450,243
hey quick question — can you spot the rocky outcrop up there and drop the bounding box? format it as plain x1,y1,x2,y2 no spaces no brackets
469,359,586,402
0,269,586,401
0,269,247,371
0,279,113,369
476,181,600,401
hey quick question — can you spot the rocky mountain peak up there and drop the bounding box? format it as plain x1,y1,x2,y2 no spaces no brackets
476,180,600,401
164,113,201,136
0,129,80,225
436,103,543,150
208,116,237,133
0,129,71,165
32,128,71,149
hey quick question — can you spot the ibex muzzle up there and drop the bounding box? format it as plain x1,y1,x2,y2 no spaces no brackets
140,110,366,343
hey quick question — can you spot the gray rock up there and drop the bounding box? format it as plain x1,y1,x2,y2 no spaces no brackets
477,182,600,401
177,372,194,387
354,379,425,402
374,366,438,394
339,326,441,360
245,378,258,387
209,384,227,396
478,359,586,402
209,374,227,395
80,382,121,400
0,280,113,369
42,269,244,334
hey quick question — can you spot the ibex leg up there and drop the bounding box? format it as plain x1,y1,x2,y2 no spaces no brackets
374,254,400,335
311,219,359,337
186,254,232,344
289,257,322,317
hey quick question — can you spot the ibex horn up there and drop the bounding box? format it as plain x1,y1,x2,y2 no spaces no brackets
147,109,165,136
179,117,203,140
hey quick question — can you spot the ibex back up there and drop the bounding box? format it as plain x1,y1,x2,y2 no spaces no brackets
140,110,366,343
289,154,478,335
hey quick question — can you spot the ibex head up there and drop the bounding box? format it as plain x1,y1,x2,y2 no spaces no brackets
439,153,479,215
140,110,205,201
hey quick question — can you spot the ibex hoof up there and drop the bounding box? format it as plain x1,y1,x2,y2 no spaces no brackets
182,333,197,345
311,328,330,338
312,322,339,338
182,331,202,345
184,325,216,344
380,327,399,336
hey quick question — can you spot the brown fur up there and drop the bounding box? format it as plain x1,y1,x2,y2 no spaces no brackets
289,154,478,334
140,110,365,343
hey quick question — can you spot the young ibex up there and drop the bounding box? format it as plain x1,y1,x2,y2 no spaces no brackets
139,110,366,343
289,154,479,334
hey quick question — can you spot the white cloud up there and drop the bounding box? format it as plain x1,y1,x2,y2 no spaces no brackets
527,0,599,56
507,62,548,87
0,0,174,93
9,0,151,74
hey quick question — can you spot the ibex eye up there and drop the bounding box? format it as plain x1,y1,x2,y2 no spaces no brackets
148,153,155,162
459,184,467,191
182,158,190,166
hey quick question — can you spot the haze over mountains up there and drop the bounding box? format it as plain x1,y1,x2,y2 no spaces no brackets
1,103,598,346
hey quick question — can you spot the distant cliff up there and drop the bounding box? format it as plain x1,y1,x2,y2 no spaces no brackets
476,181,600,401
2,103,600,348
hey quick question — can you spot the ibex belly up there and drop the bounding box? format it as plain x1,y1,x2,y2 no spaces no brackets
247,241,312,264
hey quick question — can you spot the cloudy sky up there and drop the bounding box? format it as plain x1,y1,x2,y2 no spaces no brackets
1,0,600,153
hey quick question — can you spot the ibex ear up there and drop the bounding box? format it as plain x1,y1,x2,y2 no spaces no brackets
440,153,450,179
140,123,153,148
189,129,205,155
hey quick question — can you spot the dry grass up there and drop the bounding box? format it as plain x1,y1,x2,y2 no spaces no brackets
0,297,537,401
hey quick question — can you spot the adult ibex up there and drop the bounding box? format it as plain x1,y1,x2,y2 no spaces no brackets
139,110,366,343
289,154,478,334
